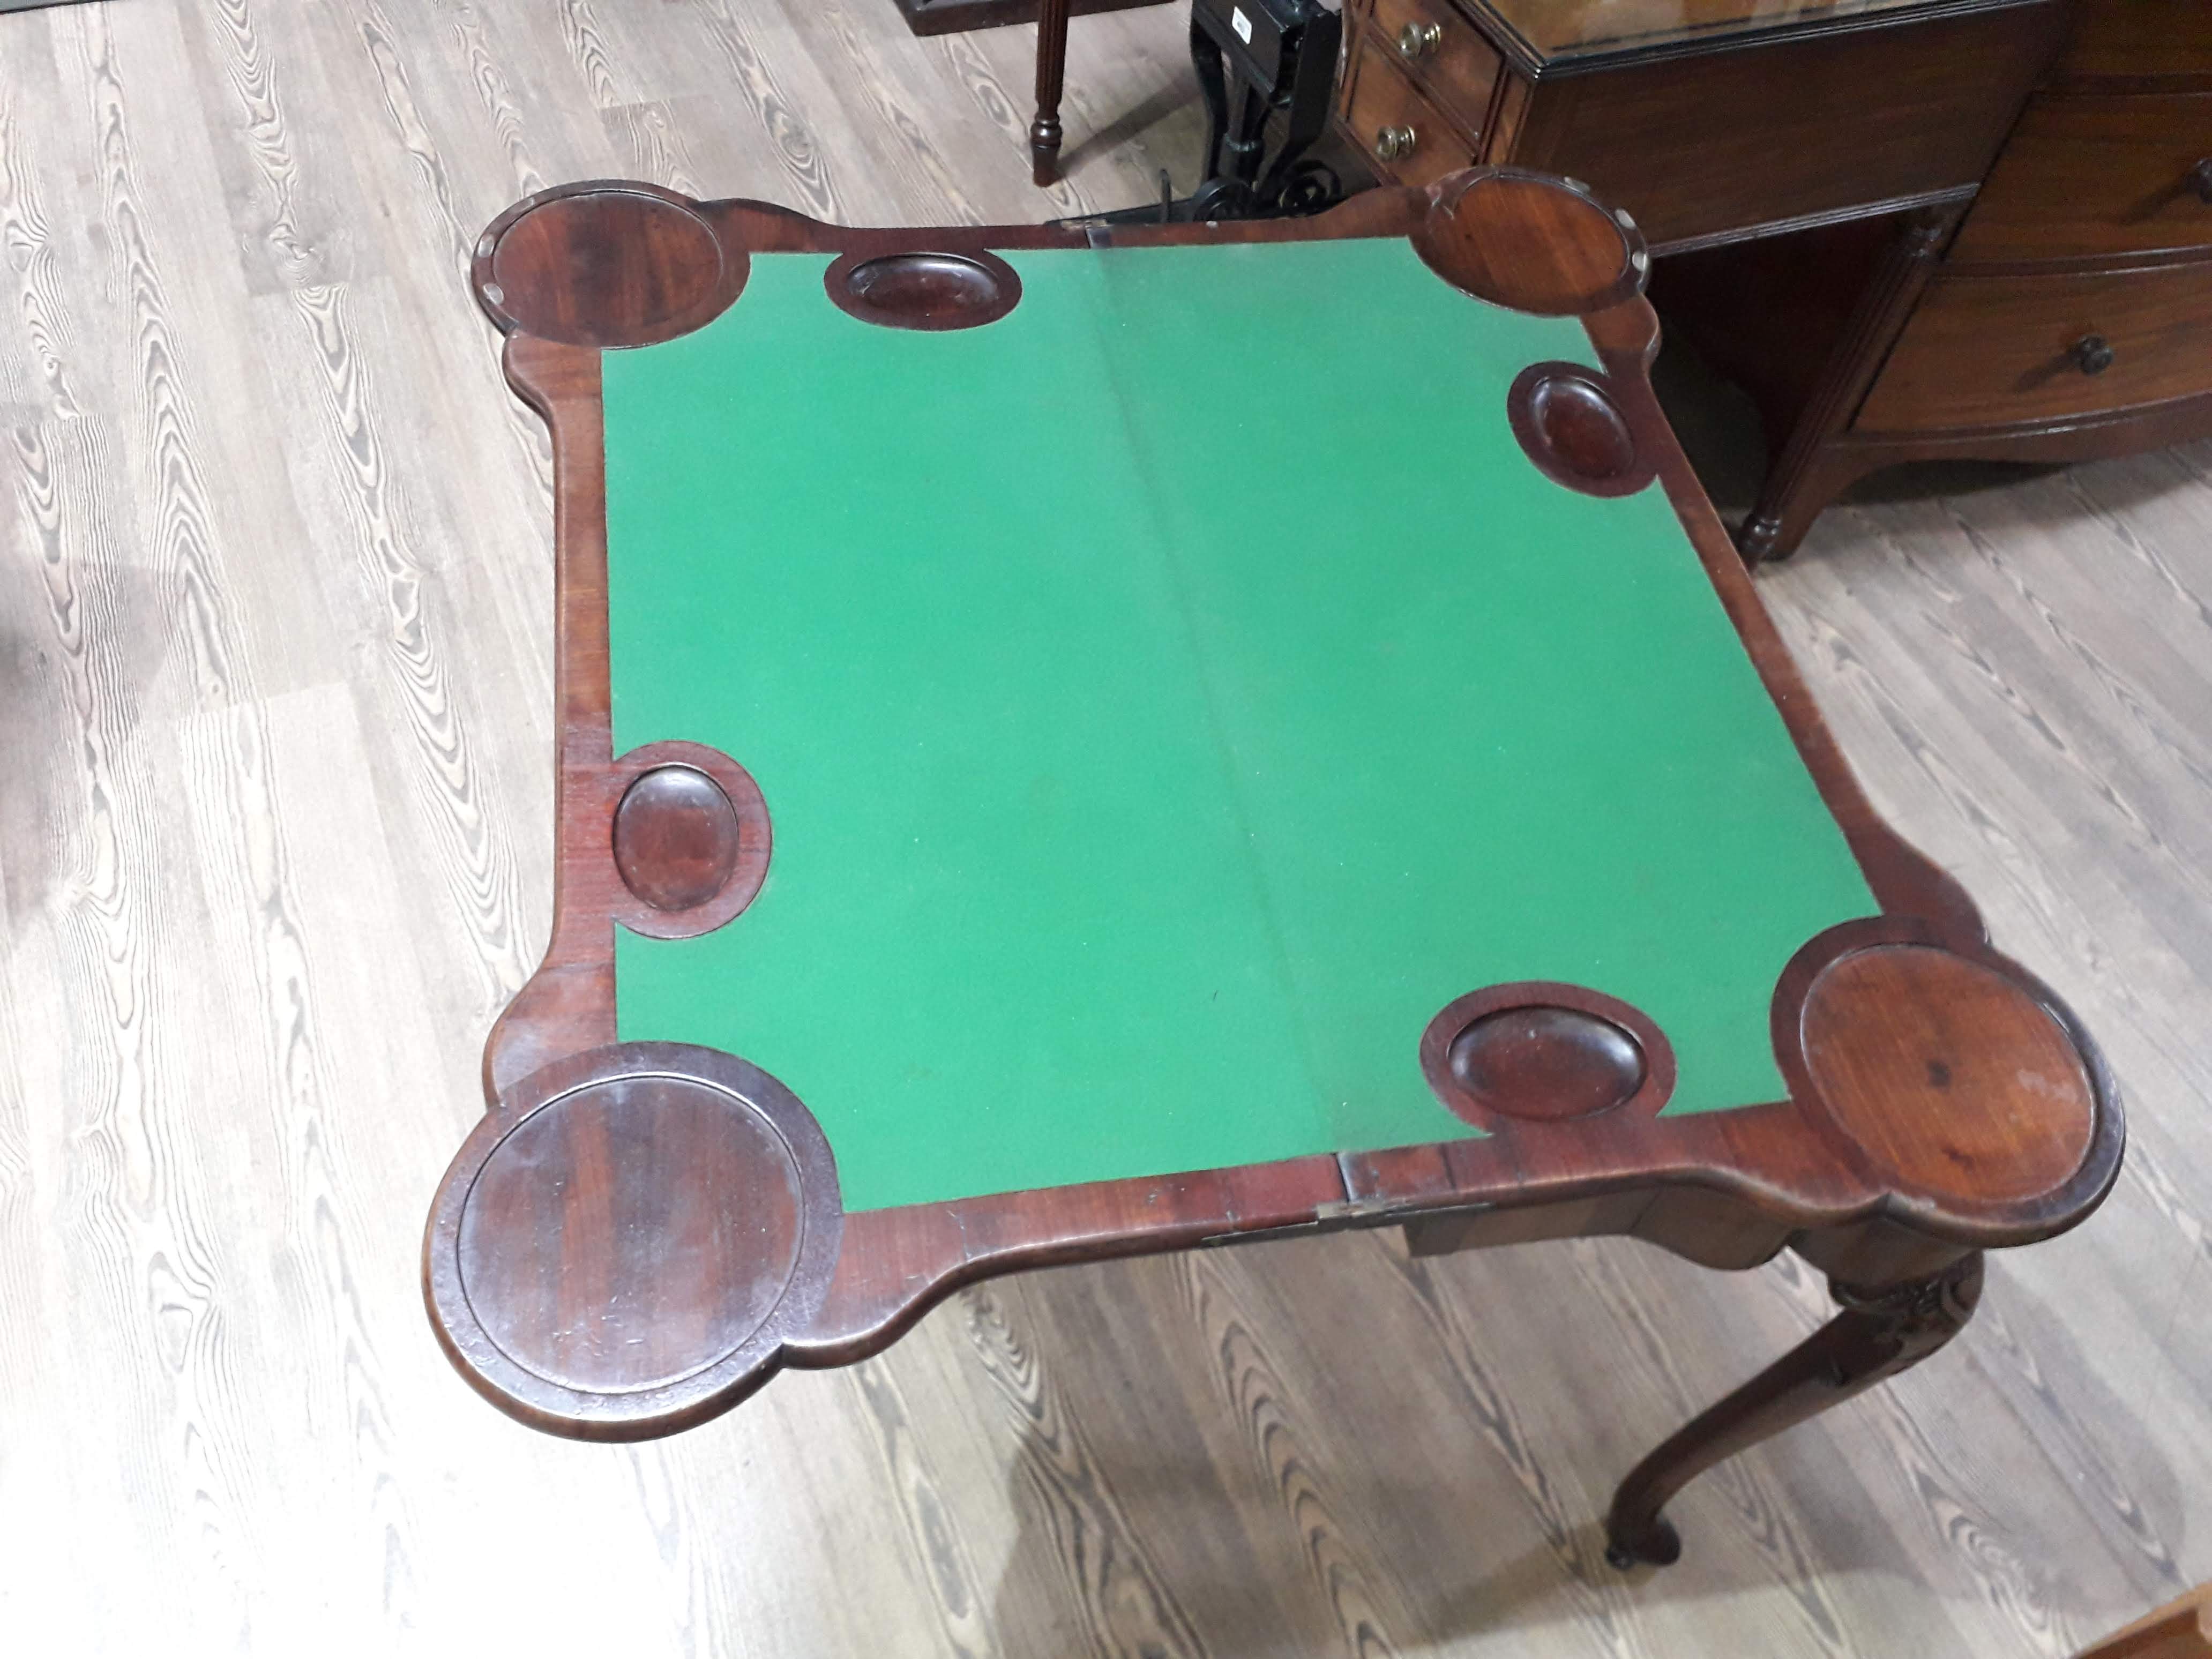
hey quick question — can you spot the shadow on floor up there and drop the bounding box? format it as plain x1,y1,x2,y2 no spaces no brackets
1648,327,2079,535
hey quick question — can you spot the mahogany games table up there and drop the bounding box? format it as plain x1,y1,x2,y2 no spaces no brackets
427,169,2123,1568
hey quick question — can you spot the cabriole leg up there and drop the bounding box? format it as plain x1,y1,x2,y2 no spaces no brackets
1605,1252,1983,1568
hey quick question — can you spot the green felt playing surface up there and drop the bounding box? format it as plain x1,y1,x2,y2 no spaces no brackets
600,237,1880,1214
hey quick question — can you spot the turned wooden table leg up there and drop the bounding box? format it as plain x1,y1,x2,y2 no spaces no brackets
1030,0,1070,186
1734,201,1963,563
1605,1252,1984,1568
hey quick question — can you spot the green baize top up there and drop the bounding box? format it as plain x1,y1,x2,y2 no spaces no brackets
601,237,1877,1213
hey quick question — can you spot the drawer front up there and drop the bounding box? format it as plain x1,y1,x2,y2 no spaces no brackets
1954,92,2212,263
1340,41,1479,190
2056,0,2212,85
1856,261,2212,432
1367,0,1501,136
1500,3,2065,251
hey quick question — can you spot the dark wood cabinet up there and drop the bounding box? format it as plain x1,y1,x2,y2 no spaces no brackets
1795,6,2212,555
1336,1,2062,250
1472,8,2062,252
1858,263,2212,431
1953,92,2212,263
2051,0,2212,83
1338,38,1486,189
1335,0,2212,558
1366,0,1505,131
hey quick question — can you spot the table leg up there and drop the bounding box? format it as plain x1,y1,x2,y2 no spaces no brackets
1733,202,1963,563
1030,0,1071,186
1604,1252,1983,1568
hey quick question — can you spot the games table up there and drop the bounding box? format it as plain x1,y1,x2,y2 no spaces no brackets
427,169,2122,1569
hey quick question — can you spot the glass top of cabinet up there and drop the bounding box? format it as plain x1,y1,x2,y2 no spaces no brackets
1471,0,1945,65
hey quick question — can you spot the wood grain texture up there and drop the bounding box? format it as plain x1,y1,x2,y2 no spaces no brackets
1339,0,2082,565
1339,41,1483,189
2073,1582,2212,1658
1855,260,2212,434
1671,2,2212,559
436,174,2117,1475
2052,0,2212,90
1483,1,2065,251
0,0,2203,1653
1372,0,1503,138
1949,92,2212,267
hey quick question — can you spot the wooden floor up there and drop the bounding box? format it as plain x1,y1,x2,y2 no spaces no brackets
0,1,2204,1652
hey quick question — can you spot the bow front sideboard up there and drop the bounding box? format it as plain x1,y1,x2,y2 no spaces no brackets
1339,0,2212,558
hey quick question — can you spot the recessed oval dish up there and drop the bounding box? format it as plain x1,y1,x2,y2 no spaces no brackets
1447,1004,1648,1122
828,250,1021,330
1508,362,1653,497
600,739,772,942
614,763,743,913
1419,982,1673,1129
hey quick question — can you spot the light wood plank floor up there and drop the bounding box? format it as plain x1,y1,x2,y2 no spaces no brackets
0,2,2203,1652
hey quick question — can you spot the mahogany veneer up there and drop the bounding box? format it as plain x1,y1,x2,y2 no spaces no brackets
427,171,2123,1576
1331,0,2212,557
1334,0,2066,563
1336,0,2061,252
1703,0,2212,559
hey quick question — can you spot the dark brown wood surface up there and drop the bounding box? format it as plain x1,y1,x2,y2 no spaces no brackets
1645,2,2212,559
1415,167,1648,313
2072,1583,2212,1659
1649,200,1904,448
601,741,771,938
826,246,1024,327
1720,204,1969,563
425,171,2124,1575
1339,41,1484,190
428,1041,845,1438
1855,258,2212,433
5,0,2198,1643
1029,0,1069,185
1953,92,2212,266
1370,0,1505,138
1506,360,1660,495
893,0,1164,40
1604,1253,1986,1567
1376,1,2066,253
1334,0,2078,561
2052,0,2212,88
1421,982,1675,1127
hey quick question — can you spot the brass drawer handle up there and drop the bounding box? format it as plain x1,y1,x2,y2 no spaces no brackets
2191,158,2212,204
2072,334,2115,376
1397,20,1443,60
1374,124,1417,162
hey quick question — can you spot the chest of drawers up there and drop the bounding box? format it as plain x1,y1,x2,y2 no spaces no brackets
1335,0,2212,558
1336,0,2062,249
1804,5,2212,555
